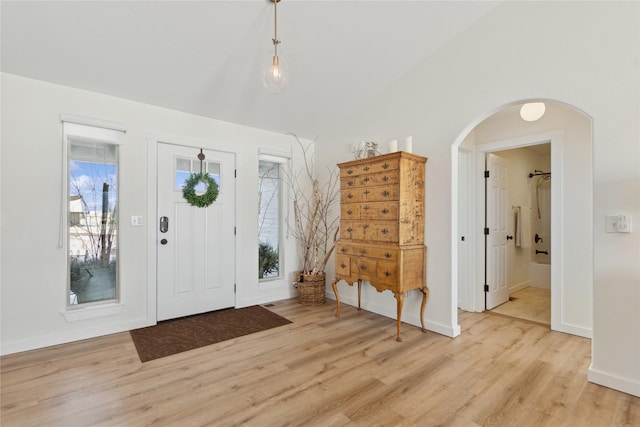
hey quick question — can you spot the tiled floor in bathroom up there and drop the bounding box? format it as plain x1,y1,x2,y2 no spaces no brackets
490,286,550,325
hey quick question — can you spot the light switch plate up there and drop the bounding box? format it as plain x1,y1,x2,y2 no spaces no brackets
606,214,632,233
131,216,144,226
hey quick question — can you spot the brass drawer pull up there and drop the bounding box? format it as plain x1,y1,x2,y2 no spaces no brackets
381,228,389,234
347,180,354,186
382,190,390,197
384,252,392,258
340,262,347,269
359,248,367,255
346,227,353,233
384,271,391,277
382,163,389,169
347,193,353,199
341,247,347,253
347,209,353,215
382,175,389,182
360,264,367,270
363,224,369,229
363,177,370,182
381,208,389,214
347,169,354,175
364,166,370,171
363,190,370,195
363,205,370,211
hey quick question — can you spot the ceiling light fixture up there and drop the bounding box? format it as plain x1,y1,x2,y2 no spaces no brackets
520,102,546,122
262,0,288,94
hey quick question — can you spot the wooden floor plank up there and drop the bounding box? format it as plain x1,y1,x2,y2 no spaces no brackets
1,298,638,426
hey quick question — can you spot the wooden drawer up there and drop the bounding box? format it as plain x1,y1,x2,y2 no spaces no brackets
336,243,398,261
340,157,400,178
376,261,398,285
340,220,399,242
351,257,377,279
341,170,400,189
340,202,399,221
335,255,351,276
340,184,399,204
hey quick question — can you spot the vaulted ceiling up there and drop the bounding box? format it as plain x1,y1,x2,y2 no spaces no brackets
1,1,501,139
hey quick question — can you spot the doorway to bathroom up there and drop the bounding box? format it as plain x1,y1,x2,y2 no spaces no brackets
455,100,593,338
484,144,552,325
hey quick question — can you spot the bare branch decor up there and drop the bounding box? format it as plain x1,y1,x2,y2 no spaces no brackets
287,134,340,276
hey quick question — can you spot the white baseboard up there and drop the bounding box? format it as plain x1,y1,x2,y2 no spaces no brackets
325,293,460,338
588,365,640,397
552,320,592,339
0,317,153,356
509,280,530,294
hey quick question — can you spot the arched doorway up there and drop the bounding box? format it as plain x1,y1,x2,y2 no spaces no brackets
452,100,593,338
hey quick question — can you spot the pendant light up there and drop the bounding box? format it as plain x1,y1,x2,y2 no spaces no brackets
520,102,546,122
262,0,288,94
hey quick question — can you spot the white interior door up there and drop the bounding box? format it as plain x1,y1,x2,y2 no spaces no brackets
157,143,236,321
485,153,509,310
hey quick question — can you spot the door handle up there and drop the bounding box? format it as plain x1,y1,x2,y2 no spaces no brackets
160,216,169,233
506,235,513,240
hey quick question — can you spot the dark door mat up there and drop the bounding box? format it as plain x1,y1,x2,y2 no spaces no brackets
130,305,291,362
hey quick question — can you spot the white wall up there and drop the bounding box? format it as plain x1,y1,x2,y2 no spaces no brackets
314,1,639,396
0,73,308,354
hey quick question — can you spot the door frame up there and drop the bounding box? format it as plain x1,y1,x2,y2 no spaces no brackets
146,133,238,324
461,130,563,330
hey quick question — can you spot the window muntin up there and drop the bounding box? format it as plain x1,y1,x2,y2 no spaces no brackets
175,158,221,192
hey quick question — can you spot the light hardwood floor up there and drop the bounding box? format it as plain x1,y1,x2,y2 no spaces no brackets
1,299,638,426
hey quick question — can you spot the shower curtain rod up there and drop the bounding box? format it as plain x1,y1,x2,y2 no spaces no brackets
528,171,551,178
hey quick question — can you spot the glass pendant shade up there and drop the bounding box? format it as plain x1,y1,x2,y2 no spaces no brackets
520,102,546,122
262,52,288,94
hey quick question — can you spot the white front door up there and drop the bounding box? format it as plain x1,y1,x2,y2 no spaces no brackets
485,153,509,310
157,143,236,321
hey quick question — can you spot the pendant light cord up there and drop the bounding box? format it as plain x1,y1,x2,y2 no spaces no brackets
273,0,280,55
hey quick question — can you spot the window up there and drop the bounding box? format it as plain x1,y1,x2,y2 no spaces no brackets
258,155,287,280
65,120,123,308
175,157,221,190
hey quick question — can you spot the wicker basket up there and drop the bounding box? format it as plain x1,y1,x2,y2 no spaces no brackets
297,272,326,305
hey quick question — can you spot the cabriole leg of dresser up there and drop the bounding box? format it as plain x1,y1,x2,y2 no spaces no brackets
419,287,429,333
331,278,340,317
357,279,362,311
393,292,405,342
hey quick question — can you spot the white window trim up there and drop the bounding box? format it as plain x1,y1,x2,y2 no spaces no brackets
258,151,290,283
61,117,125,320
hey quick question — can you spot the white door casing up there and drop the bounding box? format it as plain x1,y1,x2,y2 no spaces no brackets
157,143,236,321
485,153,509,310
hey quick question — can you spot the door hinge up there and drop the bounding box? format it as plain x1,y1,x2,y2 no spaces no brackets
484,170,490,178
484,284,489,292
234,283,237,293
234,226,236,235
234,169,237,178
484,227,490,235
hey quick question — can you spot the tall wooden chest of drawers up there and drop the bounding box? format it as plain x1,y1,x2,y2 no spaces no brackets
331,151,428,341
